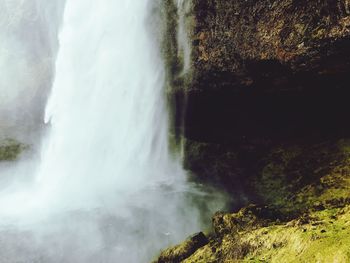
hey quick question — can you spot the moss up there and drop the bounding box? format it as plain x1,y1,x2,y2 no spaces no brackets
238,207,350,262
184,139,239,186
0,139,26,161
155,232,209,263
180,206,350,263
252,139,350,215
154,138,350,262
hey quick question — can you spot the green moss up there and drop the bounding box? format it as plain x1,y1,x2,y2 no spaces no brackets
0,139,26,161
156,233,209,263
239,207,350,263
252,139,350,216
180,206,350,263
184,139,239,186
155,138,350,262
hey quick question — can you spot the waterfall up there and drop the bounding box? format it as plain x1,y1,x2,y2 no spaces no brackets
34,0,201,261
37,0,179,210
0,0,226,262
176,0,192,75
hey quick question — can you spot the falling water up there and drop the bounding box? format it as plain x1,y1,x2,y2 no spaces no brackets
0,0,226,262
37,0,179,210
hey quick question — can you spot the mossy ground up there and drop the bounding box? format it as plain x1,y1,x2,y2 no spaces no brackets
155,138,350,262
183,206,350,263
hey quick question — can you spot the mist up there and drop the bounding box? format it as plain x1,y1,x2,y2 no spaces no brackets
0,1,226,262
0,0,66,143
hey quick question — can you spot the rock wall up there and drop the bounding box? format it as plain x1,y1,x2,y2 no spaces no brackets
155,1,350,262
164,0,350,200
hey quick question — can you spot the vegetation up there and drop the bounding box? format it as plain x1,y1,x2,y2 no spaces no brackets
0,139,26,161
155,139,350,262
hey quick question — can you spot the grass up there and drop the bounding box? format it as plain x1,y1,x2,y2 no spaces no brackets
156,139,350,262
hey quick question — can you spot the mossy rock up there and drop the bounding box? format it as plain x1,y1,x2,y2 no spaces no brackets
0,139,26,161
157,206,350,263
154,138,350,262
155,232,209,263
254,139,350,215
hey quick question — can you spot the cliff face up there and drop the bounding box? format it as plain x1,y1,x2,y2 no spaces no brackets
156,0,350,262
164,0,350,196
185,0,350,144
191,0,350,93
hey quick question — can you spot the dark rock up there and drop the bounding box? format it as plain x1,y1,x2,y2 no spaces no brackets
164,0,350,146
156,232,209,263
162,0,350,207
189,232,208,246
